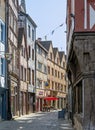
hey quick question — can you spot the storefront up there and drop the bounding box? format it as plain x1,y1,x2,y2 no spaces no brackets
0,87,7,120
36,89,45,112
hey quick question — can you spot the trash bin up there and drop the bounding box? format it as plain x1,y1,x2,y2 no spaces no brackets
62,108,66,114
58,109,66,119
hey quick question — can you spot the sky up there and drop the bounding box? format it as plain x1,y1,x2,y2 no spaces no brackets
25,0,67,53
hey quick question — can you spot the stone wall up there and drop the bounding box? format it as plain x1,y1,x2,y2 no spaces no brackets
68,33,95,130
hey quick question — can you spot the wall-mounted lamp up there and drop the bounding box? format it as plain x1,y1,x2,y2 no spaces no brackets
64,31,67,33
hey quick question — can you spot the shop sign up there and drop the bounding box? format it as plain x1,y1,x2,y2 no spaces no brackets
39,91,43,95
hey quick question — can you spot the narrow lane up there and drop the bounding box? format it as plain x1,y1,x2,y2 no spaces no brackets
0,110,74,130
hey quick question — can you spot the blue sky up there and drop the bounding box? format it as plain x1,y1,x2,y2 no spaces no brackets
25,0,67,53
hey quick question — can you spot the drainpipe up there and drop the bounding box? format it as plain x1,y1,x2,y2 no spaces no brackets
34,40,37,112
18,47,20,116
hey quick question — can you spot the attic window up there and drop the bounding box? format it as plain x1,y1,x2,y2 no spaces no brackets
57,58,59,63
50,53,52,60
63,62,65,68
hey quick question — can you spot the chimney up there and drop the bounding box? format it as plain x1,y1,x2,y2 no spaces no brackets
37,38,42,41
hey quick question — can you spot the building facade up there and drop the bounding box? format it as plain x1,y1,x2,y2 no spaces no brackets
6,0,19,118
18,0,37,113
41,41,67,109
66,0,95,130
0,0,7,120
18,28,28,116
35,40,48,112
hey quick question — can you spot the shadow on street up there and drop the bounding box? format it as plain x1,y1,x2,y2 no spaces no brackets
0,111,74,130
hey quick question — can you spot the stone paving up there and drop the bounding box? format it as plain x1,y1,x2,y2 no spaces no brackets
0,110,74,130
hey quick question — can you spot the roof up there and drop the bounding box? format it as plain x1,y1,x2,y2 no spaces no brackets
35,40,48,53
59,51,65,61
53,47,58,59
40,41,52,51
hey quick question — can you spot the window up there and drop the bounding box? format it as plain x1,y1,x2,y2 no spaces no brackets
48,66,50,74
14,19,17,34
57,58,59,64
52,68,54,76
61,85,63,91
55,70,57,77
1,58,5,75
23,68,26,81
28,46,31,58
20,66,23,80
10,13,14,28
32,70,34,85
55,82,57,90
64,85,66,92
28,25,31,38
28,68,31,84
1,24,3,41
38,47,42,55
45,52,47,58
32,29,34,41
63,62,65,68
0,23,5,43
24,48,25,58
21,47,23,56
48,80,50,88
78,85,82,113
38,62,42,71
50,53,52,60
52,81,54,90
61,73,63,79
32,49,34,60
58,83,60,91
44,65,47,73
74,82,83,114
58,71,60,78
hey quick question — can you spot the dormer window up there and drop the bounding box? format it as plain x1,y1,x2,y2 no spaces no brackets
50,52,52,60
57,58,59,63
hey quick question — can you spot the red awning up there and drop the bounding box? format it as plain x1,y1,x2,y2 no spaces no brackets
44,97,58,100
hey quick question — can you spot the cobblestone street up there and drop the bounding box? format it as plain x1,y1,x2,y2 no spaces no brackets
0,110,74,130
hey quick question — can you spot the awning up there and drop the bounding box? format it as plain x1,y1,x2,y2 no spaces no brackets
44,97,58,100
